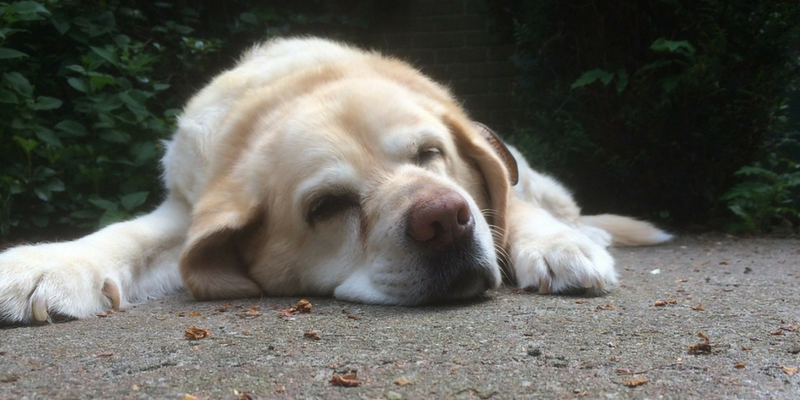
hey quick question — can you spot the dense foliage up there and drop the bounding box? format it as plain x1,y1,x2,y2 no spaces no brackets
511,0,800,231
0,0,369,240
2,0,797,239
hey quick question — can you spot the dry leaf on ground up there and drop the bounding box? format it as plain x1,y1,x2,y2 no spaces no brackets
595,303,616,311
183,395,202,400
304,332,321,340
282,299,313,316
330,373,362,387
184,326,211,340
215,305,230,312
734,362,746,369
654,300,667,307
781,366,798,376
687,331,712,354
616,368,652,375
691,304,705,311
293,299,312,313
393,377,413,386
237,306,262,318
233,389,254,400
622,376,649,387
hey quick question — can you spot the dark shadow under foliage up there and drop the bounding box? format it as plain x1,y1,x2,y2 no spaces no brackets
510,0,800,230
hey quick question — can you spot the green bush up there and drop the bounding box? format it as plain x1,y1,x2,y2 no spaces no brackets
510,0,800,229
0,0,370,241
721,131,800,233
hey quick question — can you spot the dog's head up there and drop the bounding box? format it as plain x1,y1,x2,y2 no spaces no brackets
179,60,517,305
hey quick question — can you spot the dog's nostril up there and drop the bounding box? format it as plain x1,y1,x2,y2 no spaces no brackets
407,190,473,247
456,202,471,225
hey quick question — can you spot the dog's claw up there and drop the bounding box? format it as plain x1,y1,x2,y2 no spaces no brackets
32,292,48,322
102,280,121,309
594,277,605,292
538,276,550,294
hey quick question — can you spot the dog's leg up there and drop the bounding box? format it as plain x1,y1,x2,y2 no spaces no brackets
505,197,618,295
0,196,190,324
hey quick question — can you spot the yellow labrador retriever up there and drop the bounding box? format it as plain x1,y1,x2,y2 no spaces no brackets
0,37,671,323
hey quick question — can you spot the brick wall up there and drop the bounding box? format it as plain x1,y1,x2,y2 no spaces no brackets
363,0,521,133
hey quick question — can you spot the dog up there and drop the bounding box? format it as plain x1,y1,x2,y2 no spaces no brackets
0,37,672,324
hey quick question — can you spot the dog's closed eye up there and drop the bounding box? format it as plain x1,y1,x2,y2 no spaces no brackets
307,193,360,226
416,147,443,165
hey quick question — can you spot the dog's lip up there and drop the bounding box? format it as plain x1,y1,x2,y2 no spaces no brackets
438,270,496,301
403,264,499,305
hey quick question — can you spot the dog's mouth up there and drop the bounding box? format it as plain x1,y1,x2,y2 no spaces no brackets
411,238,498,303
332,233,500,306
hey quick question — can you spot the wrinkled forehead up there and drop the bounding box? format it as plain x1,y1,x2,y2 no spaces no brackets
267,79,455,184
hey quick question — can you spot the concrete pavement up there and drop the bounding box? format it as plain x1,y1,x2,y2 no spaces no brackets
1,234,798,399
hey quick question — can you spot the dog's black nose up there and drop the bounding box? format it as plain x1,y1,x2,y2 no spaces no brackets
406,189,474,250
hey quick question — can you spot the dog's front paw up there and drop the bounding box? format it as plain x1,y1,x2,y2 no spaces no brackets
0,243,122,324
511,230,618,295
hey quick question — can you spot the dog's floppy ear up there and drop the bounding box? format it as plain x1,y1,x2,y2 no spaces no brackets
472,122,519,185
179,177,264,300
446,116,514,247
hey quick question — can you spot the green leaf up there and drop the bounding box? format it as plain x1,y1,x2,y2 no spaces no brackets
120,191,148,211
55,120,89,137
113,34,130,46
90,46,119,67
735,166,774,177
33,187,51,201
9,1,50,21
0,89,16,103
67,77,88,93
12,135,38,153
51,14,71,34
35,126,62,147
571,69,615,89
11,1,50,15
95,113,115,128
98,208,126,227
99,130,130,143
650,38,695,58
33,96,62,110
131,141,158,166
46,178,64,192
0,47,28,59
3,72,32,95
615,69,629,93
65,65,87,74
88,197,118,211
727,204,749,219
89,73,115,90
70,210,98,219
119,91,148,118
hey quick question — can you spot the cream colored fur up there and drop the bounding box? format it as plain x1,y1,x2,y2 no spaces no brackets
0,37,671,324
